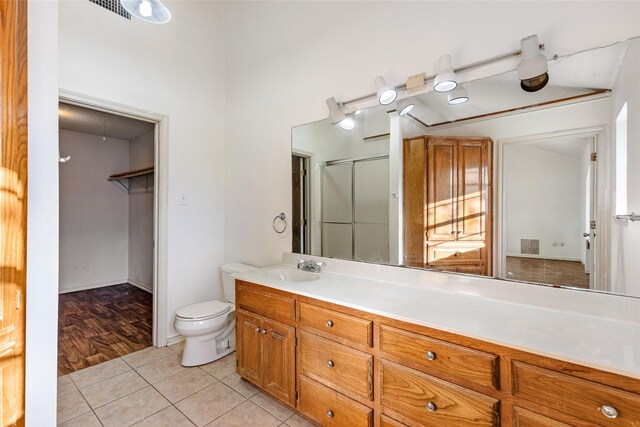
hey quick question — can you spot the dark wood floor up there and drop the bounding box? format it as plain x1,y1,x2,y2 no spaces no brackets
58,283,152,376
506,256,590,289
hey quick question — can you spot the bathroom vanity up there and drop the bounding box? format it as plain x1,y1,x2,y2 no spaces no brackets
234,255,640,427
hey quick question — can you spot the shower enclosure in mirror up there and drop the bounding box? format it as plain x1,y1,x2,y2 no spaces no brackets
291,37,640,298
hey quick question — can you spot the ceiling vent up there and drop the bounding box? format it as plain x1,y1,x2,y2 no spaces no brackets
88,0,131,20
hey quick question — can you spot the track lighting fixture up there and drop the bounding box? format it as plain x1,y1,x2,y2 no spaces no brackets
340,116,355,131
121,0,172,24
518,34,548,92
447,85,469,105
375,76,398,105
433,54,458,93
326,97,346,125
397,99,415,116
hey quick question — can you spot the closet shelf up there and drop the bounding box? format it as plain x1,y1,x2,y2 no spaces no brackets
108,166,154,192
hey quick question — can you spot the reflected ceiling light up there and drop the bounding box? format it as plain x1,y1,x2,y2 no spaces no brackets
433,54,458,93
447,85,469,105
121,0,172,24
518,34,548,92
375,76,398,105
397,98,415,116
326,97,346,125
340,116,355,131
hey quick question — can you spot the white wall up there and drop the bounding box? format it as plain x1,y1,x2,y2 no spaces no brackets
223,1,640,268
504,144,583,261
129,130,154,291
59,0,228,339
610,37,640,296
26,1,59,424
59,130,130,292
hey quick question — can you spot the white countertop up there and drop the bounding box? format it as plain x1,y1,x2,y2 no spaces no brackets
235,256,640,379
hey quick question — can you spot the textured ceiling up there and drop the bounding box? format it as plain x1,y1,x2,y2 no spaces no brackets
59,103,154,140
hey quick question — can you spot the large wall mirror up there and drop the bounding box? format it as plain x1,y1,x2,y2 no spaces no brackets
291,37,640,298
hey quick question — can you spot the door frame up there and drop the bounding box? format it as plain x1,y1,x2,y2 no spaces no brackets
58,89,169,347
291,148,315,255
495,125,608,290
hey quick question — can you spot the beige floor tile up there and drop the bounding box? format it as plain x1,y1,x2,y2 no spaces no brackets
220,372,260,398
57,388,91,425
58,411,102,427
168,340,185,355
153,367,217,403
69,357,131,389
80,370,148,409
199,353,236,379
284,413,318,427
94,386,170,427
135,352,187,384
175,382,245,427
250,392,294,421
122,346,174,368
133,406,195,427
205,400,281,427
58,375,77,398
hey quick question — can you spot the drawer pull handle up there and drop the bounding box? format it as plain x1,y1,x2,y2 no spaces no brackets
327,410,334,418
426,401,437,412
426,351,436,361
327,360,334,368
600,405,618,419
254,327,260,333
325,320,333,327
261,329,267,335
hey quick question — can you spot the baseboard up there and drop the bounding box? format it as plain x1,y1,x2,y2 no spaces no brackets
166,334,184,346
506,254,583,263
59,279,128,294
128,280,153,293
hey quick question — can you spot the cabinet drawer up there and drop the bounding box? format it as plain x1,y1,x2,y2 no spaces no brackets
512,361,640,426
512,406,572,427
380,325,499,390
236,281,295,325
427,245,483,264
299,302,373,347
381,361,499,427
299,330,373,400
380,414,409,427
298,375,373,427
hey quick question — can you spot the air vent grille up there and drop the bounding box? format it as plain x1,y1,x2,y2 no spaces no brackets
89,0,131,20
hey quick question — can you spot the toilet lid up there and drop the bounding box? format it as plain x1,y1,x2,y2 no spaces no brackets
176,300,231,320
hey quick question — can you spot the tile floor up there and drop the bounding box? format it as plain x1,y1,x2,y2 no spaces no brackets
57,342,316,427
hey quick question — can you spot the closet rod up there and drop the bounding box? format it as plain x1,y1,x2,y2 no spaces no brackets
108,166,154,181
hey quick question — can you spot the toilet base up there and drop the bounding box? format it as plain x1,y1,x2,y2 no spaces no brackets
180,325,236,367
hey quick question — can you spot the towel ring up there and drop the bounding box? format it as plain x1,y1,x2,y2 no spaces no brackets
273,212,287,234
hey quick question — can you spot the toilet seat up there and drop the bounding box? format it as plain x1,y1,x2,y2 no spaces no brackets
176,300,231,321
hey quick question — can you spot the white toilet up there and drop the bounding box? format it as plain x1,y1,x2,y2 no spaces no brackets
174,262,255,366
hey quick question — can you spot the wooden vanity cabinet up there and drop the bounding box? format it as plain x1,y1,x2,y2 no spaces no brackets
236,280,640,427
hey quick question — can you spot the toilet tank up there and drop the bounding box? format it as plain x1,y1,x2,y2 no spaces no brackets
220,263,256,303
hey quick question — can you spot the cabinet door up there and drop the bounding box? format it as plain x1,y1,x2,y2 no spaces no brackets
456,140,489,241
426,139,457,241
263,318,296,406
236,310,262,386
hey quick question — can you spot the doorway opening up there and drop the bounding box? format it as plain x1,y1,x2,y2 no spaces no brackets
57,94,167,375
498,132,598,289
292,153,310,254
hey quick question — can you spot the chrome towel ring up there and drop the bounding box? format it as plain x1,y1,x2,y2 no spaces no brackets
273,212,287,234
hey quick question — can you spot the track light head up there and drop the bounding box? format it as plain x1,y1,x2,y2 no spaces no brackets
518,34,548,92
326,97,346,125
434,54,458,93
397,99,415,116
375,76,398,105
121,0,172,23
447,85,469,105
340,116,355,131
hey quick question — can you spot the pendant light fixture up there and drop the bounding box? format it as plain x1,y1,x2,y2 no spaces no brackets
121,0,172,24
518,34,548,92
375,76,398,105
447,85,469,105
397,98,415,116
433,54,458,93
